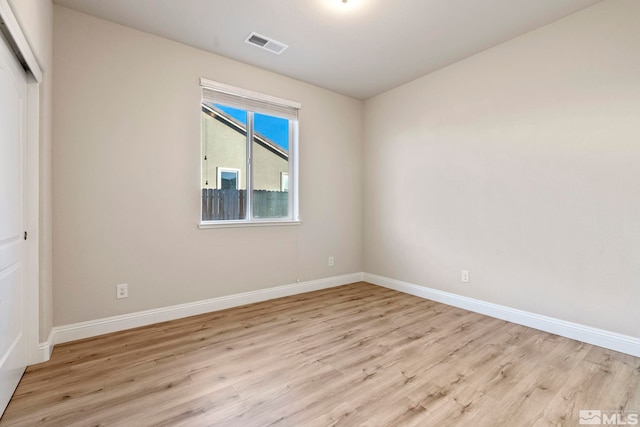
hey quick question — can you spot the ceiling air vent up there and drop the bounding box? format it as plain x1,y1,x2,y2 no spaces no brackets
245,32,288,55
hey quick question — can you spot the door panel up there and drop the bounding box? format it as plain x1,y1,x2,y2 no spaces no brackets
0,31,28,416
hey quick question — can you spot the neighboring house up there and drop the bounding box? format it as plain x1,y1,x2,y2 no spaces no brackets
201,104,289,192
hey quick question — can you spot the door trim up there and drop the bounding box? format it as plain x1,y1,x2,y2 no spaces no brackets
0,0,42,83
25,80,39,364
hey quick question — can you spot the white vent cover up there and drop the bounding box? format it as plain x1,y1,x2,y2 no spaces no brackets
244,32,288,55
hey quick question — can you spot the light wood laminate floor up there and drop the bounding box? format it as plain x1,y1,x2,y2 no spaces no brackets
1,282,639,426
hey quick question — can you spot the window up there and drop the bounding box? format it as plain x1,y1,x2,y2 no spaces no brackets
217,168,240,190
200,79,300,226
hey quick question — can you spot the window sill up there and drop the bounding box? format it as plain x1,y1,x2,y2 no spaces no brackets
198,220,302,229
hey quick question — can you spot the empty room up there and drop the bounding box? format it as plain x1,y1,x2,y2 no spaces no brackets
1,0,639,425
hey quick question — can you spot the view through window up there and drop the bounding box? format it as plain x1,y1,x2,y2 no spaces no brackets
200,80,300,224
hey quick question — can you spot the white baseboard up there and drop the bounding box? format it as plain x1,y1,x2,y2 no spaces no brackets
44,273,364,356
38,271,639,362
36,328,54,364
364,273,640,358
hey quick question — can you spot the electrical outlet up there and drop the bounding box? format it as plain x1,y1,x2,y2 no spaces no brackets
461,270,470,283
328,256,334,267
116,283,128,299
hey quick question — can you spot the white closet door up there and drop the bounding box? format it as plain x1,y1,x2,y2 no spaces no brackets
0,30,28,416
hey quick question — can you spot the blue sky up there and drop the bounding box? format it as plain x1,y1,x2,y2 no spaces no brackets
215,104,289,150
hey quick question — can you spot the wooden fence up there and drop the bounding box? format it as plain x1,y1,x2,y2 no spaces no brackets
202,189,288,220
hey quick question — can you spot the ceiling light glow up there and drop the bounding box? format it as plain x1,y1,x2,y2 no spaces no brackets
324,0,362,13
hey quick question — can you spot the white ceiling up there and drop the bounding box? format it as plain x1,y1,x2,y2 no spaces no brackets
53,0,603,100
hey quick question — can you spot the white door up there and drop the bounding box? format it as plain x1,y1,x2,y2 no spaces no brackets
0,30,28,416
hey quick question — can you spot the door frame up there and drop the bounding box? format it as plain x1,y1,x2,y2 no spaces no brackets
0,0,43,365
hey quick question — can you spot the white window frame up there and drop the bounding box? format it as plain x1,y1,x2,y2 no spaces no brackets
199,78,301,228
216,167,241,190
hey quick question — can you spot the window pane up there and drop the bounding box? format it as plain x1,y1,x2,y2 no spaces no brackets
252,112,289,218
201,103,247,220
219,169,239,189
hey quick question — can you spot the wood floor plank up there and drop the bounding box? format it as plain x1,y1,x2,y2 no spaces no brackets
1,282,638,426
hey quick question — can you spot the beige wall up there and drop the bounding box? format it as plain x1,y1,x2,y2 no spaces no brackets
7,0,54,342
52,0,637,340
53,6,363,325
364,0,640,338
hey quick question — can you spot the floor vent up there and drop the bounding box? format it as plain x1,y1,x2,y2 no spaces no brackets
245,32,288,55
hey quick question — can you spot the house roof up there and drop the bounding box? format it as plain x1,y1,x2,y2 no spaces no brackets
202,103,289,161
